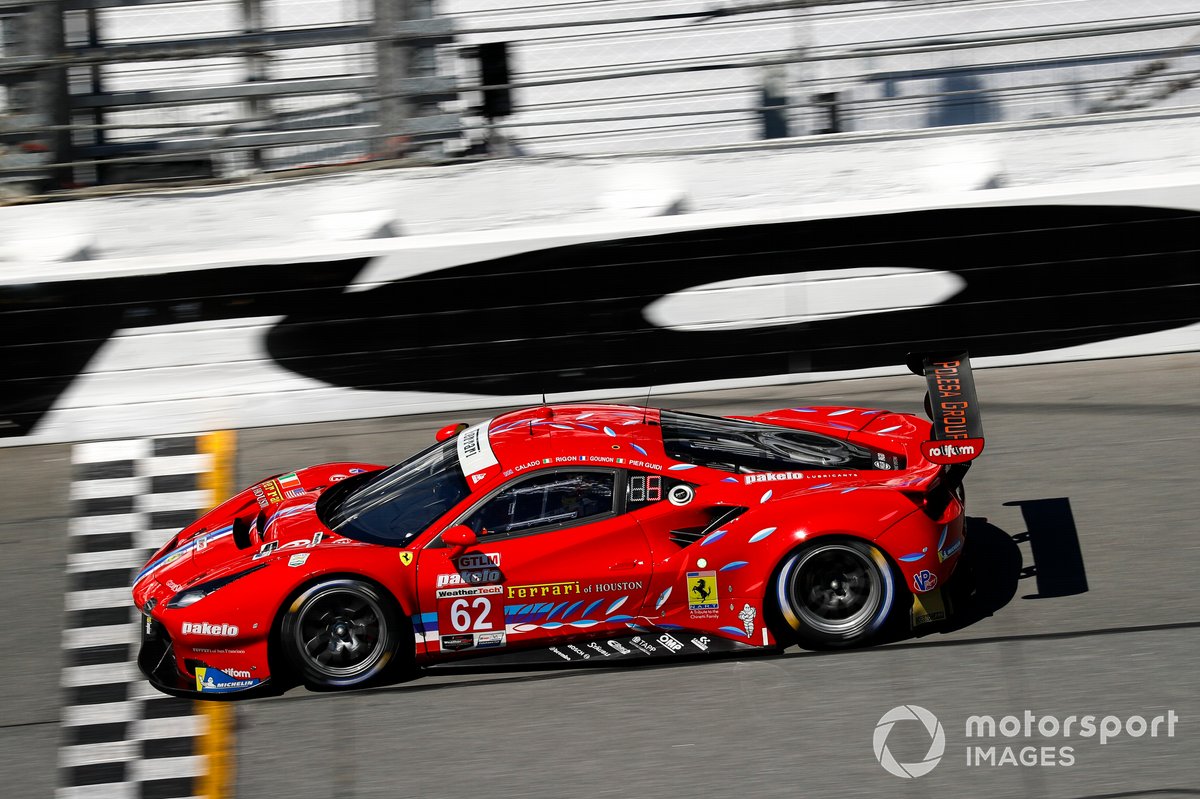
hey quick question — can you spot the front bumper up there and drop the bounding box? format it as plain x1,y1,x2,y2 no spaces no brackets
138,615,269,699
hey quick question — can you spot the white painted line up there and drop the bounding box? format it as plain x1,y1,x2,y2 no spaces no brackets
139,490,208,513
68,514,146,537
67,550,144,572
72,440,150,464
129,755,205,781
56,783,137,799
69,478,150,500
61,662,139,687
62,624,139,649
65,588,134,612
140,453,212,477
128,680,166,702
129,714,206,740
135,529,179,551
58,740,139,768
61,701,141,727
61,435,215,799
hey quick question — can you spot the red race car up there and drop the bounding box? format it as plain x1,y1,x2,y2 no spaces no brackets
133,353,984,696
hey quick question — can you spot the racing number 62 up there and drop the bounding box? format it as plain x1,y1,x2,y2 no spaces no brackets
450,597,494,632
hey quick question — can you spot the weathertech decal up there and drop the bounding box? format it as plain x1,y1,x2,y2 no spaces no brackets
436,585,504,600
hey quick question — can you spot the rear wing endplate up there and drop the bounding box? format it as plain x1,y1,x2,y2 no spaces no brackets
906,352,985,465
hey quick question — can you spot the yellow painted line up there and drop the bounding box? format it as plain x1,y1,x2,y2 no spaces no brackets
196,430,237,799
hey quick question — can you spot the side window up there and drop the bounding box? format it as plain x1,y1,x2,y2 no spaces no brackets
464,471,616,536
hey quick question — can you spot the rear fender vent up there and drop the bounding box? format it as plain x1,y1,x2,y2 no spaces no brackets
670,505,748,547
232,516,253,549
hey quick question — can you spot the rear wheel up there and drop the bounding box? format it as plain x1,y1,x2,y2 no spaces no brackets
282,579,401,689
774,539,896,647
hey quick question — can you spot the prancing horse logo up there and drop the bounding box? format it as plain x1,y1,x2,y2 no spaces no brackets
691,578,712,603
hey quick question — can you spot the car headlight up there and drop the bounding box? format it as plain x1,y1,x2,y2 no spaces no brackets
166,563,268,609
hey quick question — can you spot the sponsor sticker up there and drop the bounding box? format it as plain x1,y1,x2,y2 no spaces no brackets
690,636,711,652
744,471,805,484
457,552,501,569
686,571,719,615
911,589,947,627
262,480,283,505
738,604,757,637
287,553,309,568
436,552,502,587
475,631,506,649
629,636,656,655
437,569,501,588
507,581,580,599
439,633,474,652
657,633,684,652
457,420,498,479
587,581,644,593
195,666,259,693
913,569,938,592
181,621,239,637
436,584,505,600
938,538,963,563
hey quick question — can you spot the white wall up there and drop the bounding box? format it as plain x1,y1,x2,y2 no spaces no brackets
2,135,1197,446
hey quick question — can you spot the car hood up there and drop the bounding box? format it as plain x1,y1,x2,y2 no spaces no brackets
132,462,382,606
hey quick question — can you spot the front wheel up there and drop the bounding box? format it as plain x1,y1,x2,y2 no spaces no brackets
774,539,896,647
281,579,402,689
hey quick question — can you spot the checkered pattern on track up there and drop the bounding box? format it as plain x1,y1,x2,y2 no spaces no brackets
58,436,214,799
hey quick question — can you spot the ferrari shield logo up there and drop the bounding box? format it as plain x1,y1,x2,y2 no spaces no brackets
686,571,719,610
398,552,414,567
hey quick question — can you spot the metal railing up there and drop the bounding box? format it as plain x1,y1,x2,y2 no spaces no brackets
1,0,1198,197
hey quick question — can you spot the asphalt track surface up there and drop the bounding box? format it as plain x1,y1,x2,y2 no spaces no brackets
5,354,1198,798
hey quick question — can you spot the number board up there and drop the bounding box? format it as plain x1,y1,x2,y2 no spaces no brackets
436,584,506,646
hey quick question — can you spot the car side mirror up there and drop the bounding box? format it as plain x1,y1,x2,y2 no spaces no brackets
435,422,469,442
443,525,478,550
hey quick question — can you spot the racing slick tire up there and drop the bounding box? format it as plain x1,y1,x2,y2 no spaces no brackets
282,578,403,689
773,539,897,648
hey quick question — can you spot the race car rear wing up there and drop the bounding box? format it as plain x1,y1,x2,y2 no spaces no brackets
906,351,985,465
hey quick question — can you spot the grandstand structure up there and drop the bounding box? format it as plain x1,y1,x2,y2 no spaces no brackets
1,0,1197,194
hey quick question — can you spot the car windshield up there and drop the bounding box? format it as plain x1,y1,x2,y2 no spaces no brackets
317,438,470,546
660,410,878,473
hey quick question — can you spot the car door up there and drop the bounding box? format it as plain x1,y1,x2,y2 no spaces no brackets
415,468,653,659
